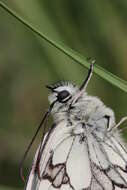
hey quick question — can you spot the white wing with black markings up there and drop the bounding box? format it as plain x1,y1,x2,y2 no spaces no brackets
25,121,92,190
25,121,127,190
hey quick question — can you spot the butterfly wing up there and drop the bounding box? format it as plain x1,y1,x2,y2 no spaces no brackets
86,131,127,190
102,134,127,188
25,120,127,190
25,121,92,190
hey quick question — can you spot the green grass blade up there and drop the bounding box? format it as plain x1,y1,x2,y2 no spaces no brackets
0,2,127,92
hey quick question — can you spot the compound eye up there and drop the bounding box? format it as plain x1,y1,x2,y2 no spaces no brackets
57,90,71,103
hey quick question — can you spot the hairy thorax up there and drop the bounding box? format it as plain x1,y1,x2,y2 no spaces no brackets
52,94,115,138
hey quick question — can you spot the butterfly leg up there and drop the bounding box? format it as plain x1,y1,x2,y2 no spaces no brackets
79,59,95,91
108,115,127,133
114,116,127,130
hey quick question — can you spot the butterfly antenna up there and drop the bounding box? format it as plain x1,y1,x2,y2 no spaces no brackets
35,114,49,179
80,59,95,91
19,109,50,182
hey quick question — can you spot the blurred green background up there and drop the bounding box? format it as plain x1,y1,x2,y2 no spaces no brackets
0,0,127,189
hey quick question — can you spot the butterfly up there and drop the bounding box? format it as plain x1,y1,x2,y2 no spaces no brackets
20,61,127,190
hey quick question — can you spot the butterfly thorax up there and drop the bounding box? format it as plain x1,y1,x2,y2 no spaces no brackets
51,93,115,140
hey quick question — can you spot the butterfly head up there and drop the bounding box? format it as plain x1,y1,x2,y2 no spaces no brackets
46,62,94,120
46,81,79,105
47,62,94,107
